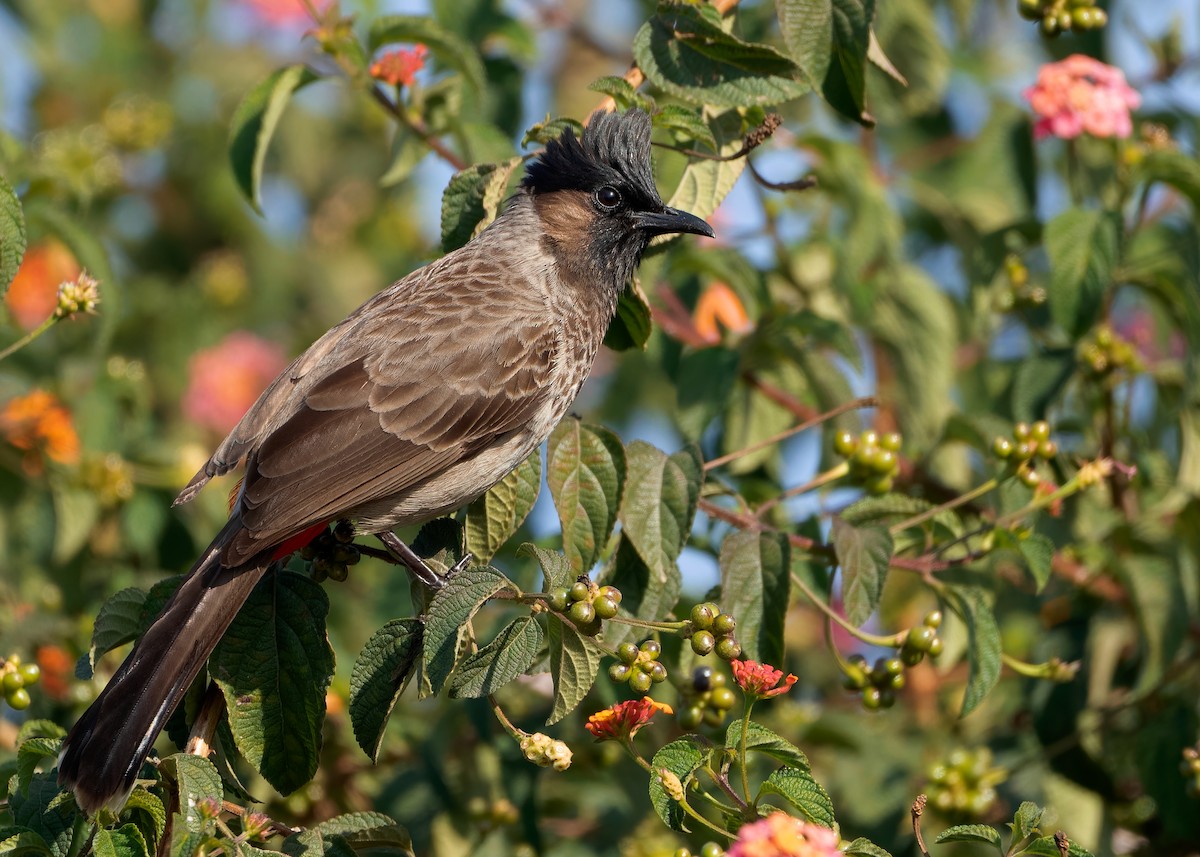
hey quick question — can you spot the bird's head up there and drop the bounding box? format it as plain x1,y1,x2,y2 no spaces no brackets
523,108,714,290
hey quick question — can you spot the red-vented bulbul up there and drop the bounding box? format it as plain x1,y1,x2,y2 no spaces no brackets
58,108,713,813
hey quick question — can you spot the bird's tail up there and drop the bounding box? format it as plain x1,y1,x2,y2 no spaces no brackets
58,518,270,814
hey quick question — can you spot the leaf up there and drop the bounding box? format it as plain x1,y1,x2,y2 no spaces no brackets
228,65,320,213
92,826,148,857
15,739,60,796
1010,801,1045,841
160,754,223,833
831,517,893,627
675,347,741,439
118,790,167,849
0,827,54,857
6,772,79,857
587,77,645,111
648,738,707,832
665,109,746,223
547,419,626,573
369,15,486,97
652,105,717,148
464,451,541,564
1044,209,1119,337
604,278,654,351
619,442,703,580
759,767,836,828
439,158,523,252
15,721,65,743
725,719,811,770
945,586,1002,717
775,0,833,89
421,567,512,694
633,3,811,109
1024,836,1094,857
824,0,877,124
545,617,604,724
935,825,1003,851
1134,149,1200,211
449,616,543,698
866,29,906,85
1012,350,1075,424
80,587,147,678
517,543,574,593
718,530,790,665
1123,555,1188,693
298,812,413,857
411,518,463,561
522,116,583,148
349,619,424,762
51,486,99,565
1018,534,1055,593
844,839,893,857
210,571,335,796
0,174,26,294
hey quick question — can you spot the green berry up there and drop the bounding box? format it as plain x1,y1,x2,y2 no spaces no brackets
700,842,724,857
2,672,22,692
872,449,897,474
675,849,693,857
1091,8,1107,26
855,445,882,470
692,666,714,692
597,585,621,604
907,626,937,652
1018,0,1043,19
1013,422,1031,441
569,581,590,602
842,667,869,691
690,602,717,630
1040,14,1060,36
548,589,569,612
715,637,742,661
710,671,727,688
861,687,882,710
691,631,716,656
594,596,619,620
640,639,662,658
629,670,653,694
1031,421,1050,441
6,687,31,710
900,647,924,667
1013,441,1035,461
928,637,944,658
1057,10,1073,29
1037,440,1058,459
647,662,668,683
327,563,348,582
878,687,896,709
710,687,737,710
881,432,902,452
833,430,857,457
887,672,906,690
924,610,943,629
18,663,39,685
712,613,736,636
864,475,894,495
679,706,704,730
860,430,879,448
703,708,727,727
1019,467,1041,488
1071,7,1094,28
609,663,632,683
617,642,640,664
993,437,1013,459
568,600,595,625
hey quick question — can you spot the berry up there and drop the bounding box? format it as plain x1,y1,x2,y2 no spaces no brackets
924,610,943,629
833,430,857,457
881,432,903,452
1031,421,1050,442
691,631,716,656
861,687,882,710
675,849,693,857
1013,441,1035,461
569,581,590,602
993,437,1013,459
679,706,704,730
710,687,737,710
860,430,879,448
18,663,39,685
907,626,937,652
886,672,906,691
2,671,23,692
878,687,896,709
692,666,714,692
701,843,724,857
629,670,653,694
900,647,924,667
609,663,632,683
690,602,717,630
871,450,897,474
1040,14,1060,36
548,588,569,612
1037,440,1058,459
1013,422,1031,441
710,671,727,688
715,637,742,661
1018,0,1043,19
640,639,662,658
6,687,31,710
928,637,945,658
647,662,668,683
597,585,621,604
1019,467,1041,488
712,613,736,636
594,596,619,620
568,600,595,625
864,475,894,495
618,642,640,664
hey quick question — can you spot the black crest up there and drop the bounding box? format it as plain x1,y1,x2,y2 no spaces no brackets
522,109,661,206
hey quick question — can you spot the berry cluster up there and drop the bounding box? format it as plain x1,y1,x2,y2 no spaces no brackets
842,654,905,710
675,843,725,857
677,666,737,729
549,580,621,637
993,421,1057,488
925,747,1007,816
834,430,902,495
609,640,667,694
687,602,741,660
301,521,361,583
1,654,41,710
901,612,945,664
1078,324,1140,378
995,255,1046,313
1018,0,1108,37
1181,746,1200,799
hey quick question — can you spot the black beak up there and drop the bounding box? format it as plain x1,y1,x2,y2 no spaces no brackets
635,206,715,238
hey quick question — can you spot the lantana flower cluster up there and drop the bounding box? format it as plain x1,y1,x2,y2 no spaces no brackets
1024,54,1140,141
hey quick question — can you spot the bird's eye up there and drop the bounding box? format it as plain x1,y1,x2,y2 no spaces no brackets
595,186,621,209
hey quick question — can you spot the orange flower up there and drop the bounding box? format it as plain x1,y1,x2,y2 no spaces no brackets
728,814,839,857
731,659,798,700
585,697,673,741
36,645,74,701
5,241,80,330
182,331,287,434
0,390,81,473
370,45,429,88
694,282,752,345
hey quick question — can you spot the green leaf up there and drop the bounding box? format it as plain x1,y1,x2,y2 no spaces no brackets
1123,555,1188,693
648,738,707,832
15,721,65,743
604,279,654,352
411,517,463,561
759,767,836,828
6,772,79,857
945,586,1002,717
349,619,424,762
665,109,746,223
652,105,716,148
378,132,428,188
840,493,958,535
775,0,833,89
301,812,413,857
440,158,523,253
632,3,810,109
725,720,810,770
935,825,1003,851
465,451,541,564
369,15,486,97
675,347,741,439
517,543,575,593
449,616,543,698
1010,801,1045,841
547,419,626,573
1024,836,1094,857
831,517,893,627
0,826,54,857
719,530,790,665
0,174,26,294
545,617,604,724
422,567,512,694
80,587,147,679
1134,149,1200,211
51,486,99,566
587,77,645,111
211,571,335,796
619,442,703,580
228,65,320,214
825,0,877,124
522,116,583,148
160,754,223,833
1045,209,1118,337
91,826,148,857
844,839,893,857
117,790,166,849
15,739,60,796
1017,533,1055,593
1012,350,1075,424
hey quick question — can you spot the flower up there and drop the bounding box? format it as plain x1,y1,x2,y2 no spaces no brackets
731,659,798,700
182,331,287,434
1024,54,1140,141
519,732,572,771
370,45,429,88
238,0,328,26
55,272,101,319
694,282,753,345
5,242,80,329
585,697,673,741
728,814,840,857
1,390,82,474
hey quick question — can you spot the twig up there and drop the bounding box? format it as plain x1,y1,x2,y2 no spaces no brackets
655,113,783,162
704,397,878,471
747,159,819,193
912,794,931,857
185,683,226,760
367,86,467,171
1054,831,1069,857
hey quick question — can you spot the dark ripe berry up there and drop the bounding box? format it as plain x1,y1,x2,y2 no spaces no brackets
833,430,857,457
679,706,704,730
924,610,943,629
712,613,736,636
1019,467,1041,488
640,639,662,658
618,642,640,664
881,432,903,452
993,437,1013,459
900,647,924,667
300,545,316,560
861,687,882,710
1031,421,1050,441
691,631,716,656
568,600,595,625
690,602,717,630
871,658,892,685
629,670,653,694
1037,440,1058,459
18,663,39,685
2,671,22,692
878,688,896,709
597,585,622,605
327,563,349,582
594,596,619,620
569,581,590,602
609,663,632,683
692,665,714,692
847,653,867,669
701,842,724,857
928,637,945,658
908,626,936,652
710,687,737,710
648,662,668,683
548,589,570,612
715,637,742,661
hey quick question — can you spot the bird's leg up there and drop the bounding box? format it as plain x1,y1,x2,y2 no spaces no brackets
377,531,452,590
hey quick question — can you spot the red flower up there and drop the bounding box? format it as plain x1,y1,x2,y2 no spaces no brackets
182,331,287,434
1024,54,1140,141
370,45,429,88
731,659,797,700
585,697,673,741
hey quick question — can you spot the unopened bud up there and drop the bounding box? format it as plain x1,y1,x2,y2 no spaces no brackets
657,768,685,802
519,732,572,771
55,273,101,319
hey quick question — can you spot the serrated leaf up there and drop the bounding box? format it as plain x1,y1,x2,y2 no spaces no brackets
776,0,833,88
665,109,746,223
1011,801,1045,841
935,825,1003,851
464,451,540,564
1012,351,1074,424
1134,149,1200,211
946,586,1002,717
80,587,147,678
422,567,512,694
1024,836,1094,857
831,517,893,627
228,65,320,214
449,616,542,698
619,442,703,579
1124,555,1188,693
604,277,654,352
15,722,65,743
161,754,222,833
1045,209,1118,337
118,790,166,848
545,617,604,724
7,772,79,857
547,419,626,573
522,116,584,148
844,839,893,857
92,826,148,857
759,766,835,828
725,720,811,770
1018,534,1054,593
211,571,334,796
587,77,642,110
440,158,523,253
0,174,26,294
306,812,412,856
0,826,53,857
648,738,707,832
652,105,716,148
369,15,486,97
517,544,574,593
719,530,789,665
15,739,59,796
349,619,424,762
411,518,463,561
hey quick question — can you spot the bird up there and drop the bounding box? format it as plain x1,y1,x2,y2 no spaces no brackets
57,107,714,814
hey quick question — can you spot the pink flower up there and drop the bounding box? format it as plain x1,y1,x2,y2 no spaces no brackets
370,45,429,88
182,331,287,434
1024,55,1140,141
731,659,798,701
238,0,329,26
728,814,840,857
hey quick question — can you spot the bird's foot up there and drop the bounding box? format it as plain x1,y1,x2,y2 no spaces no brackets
448,551,475,577
377,531,450,590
